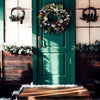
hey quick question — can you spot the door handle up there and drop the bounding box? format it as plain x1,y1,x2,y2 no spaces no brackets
37,36,47,48
38,36,42,48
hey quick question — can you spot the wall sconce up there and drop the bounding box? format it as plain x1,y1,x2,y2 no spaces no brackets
9,6,25,24
80,7,99,23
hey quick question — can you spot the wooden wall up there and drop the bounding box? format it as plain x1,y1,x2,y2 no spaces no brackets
1,52,100,97
1,51,100,86
2,52,33,85
76,52,100,85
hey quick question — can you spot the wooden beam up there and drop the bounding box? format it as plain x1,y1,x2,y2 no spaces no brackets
28,96,36,100
18,87,90,100
19,86,84,97
27,89,89,98
25,87,90,100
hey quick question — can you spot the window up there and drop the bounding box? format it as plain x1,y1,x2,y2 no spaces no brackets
5,0,32,46
76,0,100,44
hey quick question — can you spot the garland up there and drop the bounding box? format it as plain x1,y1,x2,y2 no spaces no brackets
38,3,71,33
1,44,33,55
1,40,100,55
76,40,100,53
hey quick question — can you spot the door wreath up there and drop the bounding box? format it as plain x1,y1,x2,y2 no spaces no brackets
38,3,71,33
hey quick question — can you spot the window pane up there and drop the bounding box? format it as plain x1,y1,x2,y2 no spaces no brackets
90,28,100,44
5,0,17,9
19,10,32,27
90,10,100,26
19,28,32,45
19,0,32,8
5,28,18,44
76,0,89,9
76,28,89,44
76,10,89,27
5,10,18,27
90,0,100,8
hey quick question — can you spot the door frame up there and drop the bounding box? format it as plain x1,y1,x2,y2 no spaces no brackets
0,0,4,44
32,0,75,84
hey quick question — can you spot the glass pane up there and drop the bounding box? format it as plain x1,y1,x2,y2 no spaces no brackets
5,28,18,44
76,28,89,44
19,0,32,8
76,0,89,8
90,0,100,8
5,10,18,27
76,10,89,26
19,28,32,45
5,0,17,9
90,10,100,26
19,10,32,27
90,28,100,44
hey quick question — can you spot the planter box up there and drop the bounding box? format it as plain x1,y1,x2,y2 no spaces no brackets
76,53,100,85
2,52,32,85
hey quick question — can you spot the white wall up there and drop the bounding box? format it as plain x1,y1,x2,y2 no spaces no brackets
5,0,32,46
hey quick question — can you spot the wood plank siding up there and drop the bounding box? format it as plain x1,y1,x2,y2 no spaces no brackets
2,52,33,85
0,52,100,97
76,52,100,85
1,52,100,87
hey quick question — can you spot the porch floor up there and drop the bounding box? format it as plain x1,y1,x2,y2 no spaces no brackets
18,86,90,100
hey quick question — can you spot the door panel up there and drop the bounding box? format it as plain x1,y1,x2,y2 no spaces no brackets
42,53,65,75
43,34,65,47
32,0,75,85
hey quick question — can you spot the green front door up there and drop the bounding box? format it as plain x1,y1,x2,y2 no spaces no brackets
32,0,75,85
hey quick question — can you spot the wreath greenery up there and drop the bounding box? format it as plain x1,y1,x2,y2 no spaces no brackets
38,3,71,33
9,6,25,24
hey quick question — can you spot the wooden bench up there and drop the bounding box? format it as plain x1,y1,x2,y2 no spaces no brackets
18,86,90,100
